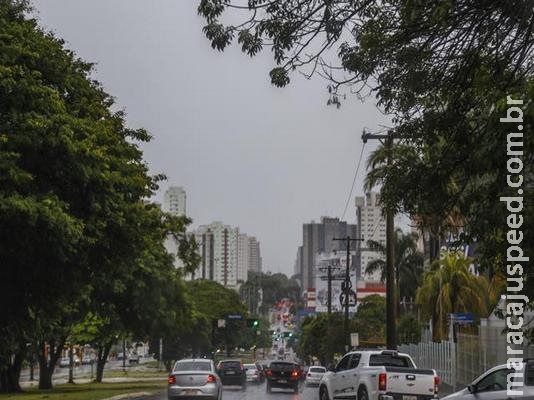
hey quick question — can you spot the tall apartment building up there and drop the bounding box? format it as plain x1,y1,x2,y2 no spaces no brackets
194,222,239,288
297,217,358,291
237,234,250,283
162,186,187,271
237,235,262,281
248,237,262,274
355,192,386,281
163,186,187,216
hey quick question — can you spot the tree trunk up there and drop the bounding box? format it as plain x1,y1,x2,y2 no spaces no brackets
0,352,23,393
94,343,111,383
37,339,63,390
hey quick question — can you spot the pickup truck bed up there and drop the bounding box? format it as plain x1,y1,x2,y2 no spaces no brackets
319,350,438,400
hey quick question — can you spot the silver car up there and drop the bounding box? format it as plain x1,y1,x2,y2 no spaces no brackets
168,358,223,400
442,360,534,400
305,365,326,386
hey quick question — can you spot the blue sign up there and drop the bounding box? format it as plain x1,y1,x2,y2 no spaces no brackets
226,314,243,320
451,312,474,324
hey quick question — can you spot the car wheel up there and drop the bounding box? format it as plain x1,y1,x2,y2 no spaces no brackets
319,386,329,400
358,387,369,400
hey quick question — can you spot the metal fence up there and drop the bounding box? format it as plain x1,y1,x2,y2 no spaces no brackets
399,340,456,389
399,323,534,391
456,326,534,387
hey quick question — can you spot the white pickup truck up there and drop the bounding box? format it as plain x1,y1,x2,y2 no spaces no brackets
318,349,439,400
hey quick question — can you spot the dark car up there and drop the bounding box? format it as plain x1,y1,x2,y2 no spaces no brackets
216,359,246,388
264,360,301,393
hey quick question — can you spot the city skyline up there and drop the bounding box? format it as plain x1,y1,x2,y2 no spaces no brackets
31,0,390,276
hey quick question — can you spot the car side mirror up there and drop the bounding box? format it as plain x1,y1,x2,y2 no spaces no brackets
468,384,477,393
327,364,336,372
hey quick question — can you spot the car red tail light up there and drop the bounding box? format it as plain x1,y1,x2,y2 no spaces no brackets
168,375,176,385
291,370,300,378
206,374,217,383
434,375,440,393
378,372,387,391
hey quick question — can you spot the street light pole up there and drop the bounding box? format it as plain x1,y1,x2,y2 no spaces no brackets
334,235,363,350
362,130,397,350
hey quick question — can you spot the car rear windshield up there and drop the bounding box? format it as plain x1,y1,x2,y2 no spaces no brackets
174,361,211,371
220,361,241,369
270,362,297,370
369,354,414,368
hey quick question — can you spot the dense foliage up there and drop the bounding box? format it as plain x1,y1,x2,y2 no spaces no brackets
198,0,533,322
0,1,198,391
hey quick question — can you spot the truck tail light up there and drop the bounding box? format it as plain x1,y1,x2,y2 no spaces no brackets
378,372,387,391
291,370,299,378
434,375,440,393
168,375,176,385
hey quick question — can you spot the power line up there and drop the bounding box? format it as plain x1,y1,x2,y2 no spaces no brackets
340,142,366,221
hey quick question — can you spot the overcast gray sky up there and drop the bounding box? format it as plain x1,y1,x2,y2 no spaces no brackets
31,1,390,276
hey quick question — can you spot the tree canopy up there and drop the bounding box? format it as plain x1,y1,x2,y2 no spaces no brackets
0,1,198,391
198,0,533,304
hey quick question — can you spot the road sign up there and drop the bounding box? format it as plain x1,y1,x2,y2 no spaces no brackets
226,314,243,320
351,333,359,347
450,312,474,324
217,319,226,328
339,290,356,306
341,280,352,291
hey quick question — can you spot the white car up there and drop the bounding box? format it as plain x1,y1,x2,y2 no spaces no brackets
441,360,534,400
168,358,222,400
305,365,326,386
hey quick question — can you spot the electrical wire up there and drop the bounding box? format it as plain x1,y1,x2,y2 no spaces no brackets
340,142,366,221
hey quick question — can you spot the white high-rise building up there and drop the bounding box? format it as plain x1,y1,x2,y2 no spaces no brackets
163,186,186,216
194,222,239,289
355,192,386,281
162,186,187,271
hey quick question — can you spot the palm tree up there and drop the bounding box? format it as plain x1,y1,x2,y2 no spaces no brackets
415,250,489,341
364,228,424,304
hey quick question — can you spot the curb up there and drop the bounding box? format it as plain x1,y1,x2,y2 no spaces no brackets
103,391,153,400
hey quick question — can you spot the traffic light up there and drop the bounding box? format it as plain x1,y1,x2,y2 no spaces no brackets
246,318,259,328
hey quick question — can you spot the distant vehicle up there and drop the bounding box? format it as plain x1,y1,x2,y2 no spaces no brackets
216,359,246,388
128,353,141,364
168,358,222,400
441,359,534,399
305,365,326,386
264,360,301,393
82,355,94,365
319,349,439,400
244,363,263,383
59,357,70,368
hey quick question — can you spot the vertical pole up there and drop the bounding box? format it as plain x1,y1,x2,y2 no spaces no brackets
122,339,126,371
344,236,351,350
159,337,163,370
68,344,74,383
385,135,396,350
327,265,332,315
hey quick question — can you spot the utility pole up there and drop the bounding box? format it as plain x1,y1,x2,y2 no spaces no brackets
319,263,342,314
361,129,397,350
327,265,332,314
333,235,363,350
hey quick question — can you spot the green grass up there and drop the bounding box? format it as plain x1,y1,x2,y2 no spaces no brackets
1,380,167,400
